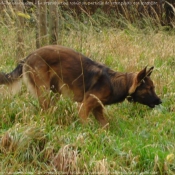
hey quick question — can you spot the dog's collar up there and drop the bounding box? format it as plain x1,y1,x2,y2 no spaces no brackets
126,94,134,102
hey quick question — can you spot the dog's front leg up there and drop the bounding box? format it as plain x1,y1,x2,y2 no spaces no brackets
78,94,108,127
78,102,92,125
92,106,108,127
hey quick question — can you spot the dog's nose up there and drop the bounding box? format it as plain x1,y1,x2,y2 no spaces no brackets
157,98,162,105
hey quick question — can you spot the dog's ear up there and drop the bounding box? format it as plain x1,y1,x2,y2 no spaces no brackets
137,66,147,82
128,67,147,95
146,66,154,77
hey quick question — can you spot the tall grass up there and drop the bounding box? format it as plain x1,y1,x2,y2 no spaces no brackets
0,6,175,175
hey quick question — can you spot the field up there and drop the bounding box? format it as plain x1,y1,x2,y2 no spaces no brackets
0,10,175,174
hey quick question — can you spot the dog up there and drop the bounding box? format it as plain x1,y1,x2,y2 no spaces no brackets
0,45,162,126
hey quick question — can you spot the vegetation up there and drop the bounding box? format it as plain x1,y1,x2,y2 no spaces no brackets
0,7,175,175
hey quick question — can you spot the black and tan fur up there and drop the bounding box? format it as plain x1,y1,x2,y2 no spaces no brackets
0,45,162,126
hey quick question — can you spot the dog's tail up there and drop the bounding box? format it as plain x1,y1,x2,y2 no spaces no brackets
0,60,25,95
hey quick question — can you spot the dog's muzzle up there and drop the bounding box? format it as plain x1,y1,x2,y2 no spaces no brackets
148,98,162,108
126,95,162,108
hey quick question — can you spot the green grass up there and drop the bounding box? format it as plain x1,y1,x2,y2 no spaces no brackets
0,10,175,175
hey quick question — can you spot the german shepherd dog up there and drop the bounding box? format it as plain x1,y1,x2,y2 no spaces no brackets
0,45,162,126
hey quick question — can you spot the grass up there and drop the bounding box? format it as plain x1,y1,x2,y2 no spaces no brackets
0,8,175,175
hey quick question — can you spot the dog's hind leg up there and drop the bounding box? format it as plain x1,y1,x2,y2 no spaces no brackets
36,85,51,110
35,71,52,109
23,66,51,110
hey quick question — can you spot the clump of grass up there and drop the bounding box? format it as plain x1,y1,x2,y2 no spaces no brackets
0,124,48,172
52,144,81,174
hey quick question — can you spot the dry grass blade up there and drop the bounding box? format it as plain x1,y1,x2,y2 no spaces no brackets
52,144,80,175
93,159,109,175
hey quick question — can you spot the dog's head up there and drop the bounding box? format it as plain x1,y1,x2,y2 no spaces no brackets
127,66,162,108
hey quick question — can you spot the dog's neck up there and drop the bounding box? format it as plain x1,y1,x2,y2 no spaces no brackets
111,71,136,91
106,71,136,104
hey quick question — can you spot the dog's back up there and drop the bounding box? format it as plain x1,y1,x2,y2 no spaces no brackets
22,45,108,108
